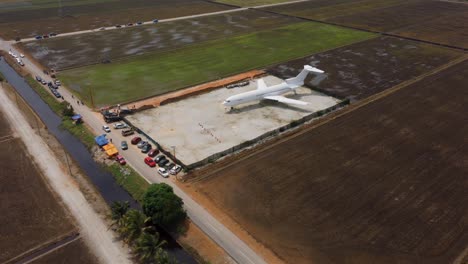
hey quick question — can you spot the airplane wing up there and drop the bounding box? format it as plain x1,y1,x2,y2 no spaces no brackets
257,79,267,90
263,95,308,106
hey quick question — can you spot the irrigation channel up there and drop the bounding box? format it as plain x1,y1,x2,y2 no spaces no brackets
0,57,197,264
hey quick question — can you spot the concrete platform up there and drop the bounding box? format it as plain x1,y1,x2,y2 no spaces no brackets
126,75,340,166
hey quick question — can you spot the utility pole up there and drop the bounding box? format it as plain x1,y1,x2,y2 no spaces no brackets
171,146,176,161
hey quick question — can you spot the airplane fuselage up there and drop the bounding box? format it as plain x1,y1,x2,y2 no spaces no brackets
223,83,291,107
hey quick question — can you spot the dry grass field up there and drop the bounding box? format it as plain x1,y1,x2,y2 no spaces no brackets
193,60,468,264
0,113,76,263
268,36,462,101
0,0,232,39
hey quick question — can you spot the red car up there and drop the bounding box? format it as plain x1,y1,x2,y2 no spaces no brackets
115,155,126,165
131,136,141,145
144,157,156,167
147,148,160,157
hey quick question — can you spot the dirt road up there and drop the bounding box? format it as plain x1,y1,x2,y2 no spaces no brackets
0,83,132,264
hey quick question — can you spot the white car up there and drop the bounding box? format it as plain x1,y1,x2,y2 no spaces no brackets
102,125,111,133
113,122,128,129
20,53,25,58
158,167,169,178
170,165,182,175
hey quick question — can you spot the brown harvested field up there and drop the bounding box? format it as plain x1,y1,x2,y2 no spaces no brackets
20,9,300,70
328,0,466,32
193,60,468,264
391,11,468,49
268,36,462,101
261,0,418,21
0,0,232,39
0,116,76,262
30,238,98,264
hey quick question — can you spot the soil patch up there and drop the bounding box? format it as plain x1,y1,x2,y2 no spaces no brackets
192,60,468,264
0,137,76,263
30,238,99,264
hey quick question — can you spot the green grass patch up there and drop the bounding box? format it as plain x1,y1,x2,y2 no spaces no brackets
0,0,116,13
106,164,150,202
60,119,96,149
60,22,374,106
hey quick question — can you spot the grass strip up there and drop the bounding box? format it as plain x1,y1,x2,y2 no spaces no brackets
106,164,150,202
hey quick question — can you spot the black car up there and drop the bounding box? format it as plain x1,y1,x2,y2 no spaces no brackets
136,21,143,25
35,76,42,82
158,159,169,167
154,155,166,163
141,144,152,153
115,25,122,28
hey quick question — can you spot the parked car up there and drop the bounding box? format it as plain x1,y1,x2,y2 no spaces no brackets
158,167,169,178
35,35,43,40
144,157,156,167
53,91,61,98
154,155,166,163
115,155,126,165
126,23,133,27
41,80,47,85
19,61,25,66
102,125,111,133
20,53,25,58
105,115,122,123
49,32,57,37
164,162,175,170
158,158,169,167
137,141,148,149
54,80,61,86
35,76,42,82
131,136,141,145
121,141,128,150
43,35,49,39
170,165,182,175
152,19,159,23
141,144,152,153
113,123,128,129
147,149,159,157
115,24,122,28
121,129,135,136
136,21,143,25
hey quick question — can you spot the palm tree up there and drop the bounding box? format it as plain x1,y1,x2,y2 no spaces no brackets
134,232,167,263
154,248,177,264
110,201,130,227
119,209,147,242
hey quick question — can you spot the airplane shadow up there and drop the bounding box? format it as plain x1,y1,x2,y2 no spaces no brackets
225,92,314,114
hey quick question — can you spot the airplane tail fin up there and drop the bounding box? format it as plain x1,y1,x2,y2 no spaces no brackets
285,65,324,88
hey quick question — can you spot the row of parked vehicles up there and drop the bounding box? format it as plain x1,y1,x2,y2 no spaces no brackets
102,122,181,177
8,50,25,66
36,76,62,98
35,32,58,40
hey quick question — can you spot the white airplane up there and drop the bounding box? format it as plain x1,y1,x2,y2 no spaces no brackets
222,65,324,109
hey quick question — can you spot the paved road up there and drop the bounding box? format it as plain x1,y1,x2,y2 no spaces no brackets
0,82,132,264
0,39,267,264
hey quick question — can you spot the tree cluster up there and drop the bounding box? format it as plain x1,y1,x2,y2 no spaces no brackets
110,201,177,264
142,183,187,231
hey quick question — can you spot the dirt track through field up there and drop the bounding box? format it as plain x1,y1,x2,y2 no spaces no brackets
192,57,468,264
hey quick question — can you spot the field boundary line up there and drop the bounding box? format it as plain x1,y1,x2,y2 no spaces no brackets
194,55,468,181
20,234,81,264
4,231,79,264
